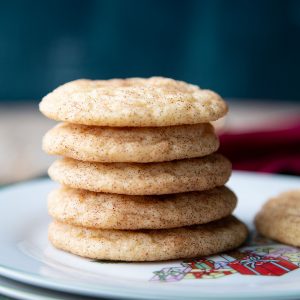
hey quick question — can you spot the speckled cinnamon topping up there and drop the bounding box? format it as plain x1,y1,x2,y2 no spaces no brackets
43,122,219,163
48,186,237,230
48,215,248,261
48,153,232,195
39,77,227,127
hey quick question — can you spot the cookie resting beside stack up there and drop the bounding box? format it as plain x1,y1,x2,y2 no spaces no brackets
40,77,248,261
255,190,300,247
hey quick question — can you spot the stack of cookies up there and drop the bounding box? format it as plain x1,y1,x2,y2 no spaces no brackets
40,77,247,261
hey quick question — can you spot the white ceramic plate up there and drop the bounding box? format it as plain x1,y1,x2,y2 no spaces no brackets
0,172,300,300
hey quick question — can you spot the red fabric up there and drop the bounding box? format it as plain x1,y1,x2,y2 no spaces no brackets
219,121,300,175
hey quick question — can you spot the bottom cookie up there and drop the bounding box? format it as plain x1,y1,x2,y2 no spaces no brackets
255,189,300,247
49,216,248,261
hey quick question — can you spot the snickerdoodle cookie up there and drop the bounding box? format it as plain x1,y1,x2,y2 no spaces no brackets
49,216,248,261
255,189,300,247
39,77,227,127
48,186,237,230
48,154,231,195
43,122,219,163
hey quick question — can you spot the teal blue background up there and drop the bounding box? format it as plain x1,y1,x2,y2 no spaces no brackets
0,0,300,101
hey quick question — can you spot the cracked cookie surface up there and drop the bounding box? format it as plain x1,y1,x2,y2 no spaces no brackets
39,77,227,126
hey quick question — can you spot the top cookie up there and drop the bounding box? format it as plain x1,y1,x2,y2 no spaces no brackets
39,77,227,126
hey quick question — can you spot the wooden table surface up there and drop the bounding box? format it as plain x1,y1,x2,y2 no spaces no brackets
1,100,300,185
